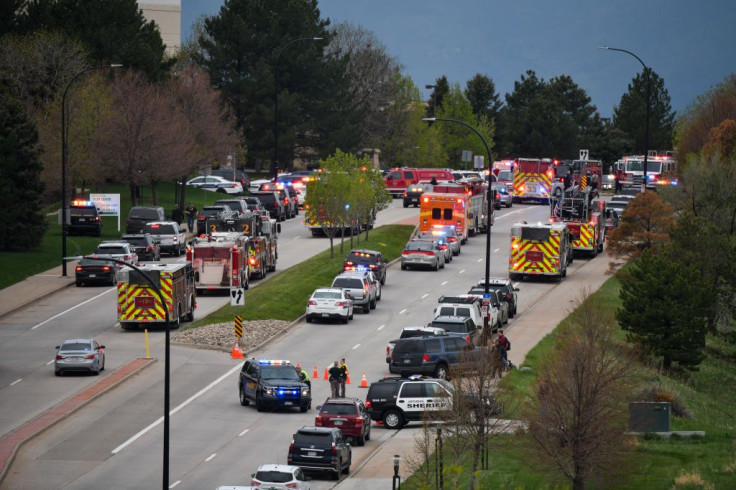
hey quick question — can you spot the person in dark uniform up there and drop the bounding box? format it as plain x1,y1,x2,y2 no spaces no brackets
184,202,197,233
328,361,342,398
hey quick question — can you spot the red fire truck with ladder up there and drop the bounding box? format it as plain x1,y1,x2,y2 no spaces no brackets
614,151,677,190
117,262,196,330
550,188,606,257
512,158,564,204
509,221,572,282
188,231,250,294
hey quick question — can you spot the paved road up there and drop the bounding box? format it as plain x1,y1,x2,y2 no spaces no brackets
1,200,611,489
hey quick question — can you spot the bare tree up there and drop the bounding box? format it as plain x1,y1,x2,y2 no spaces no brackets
524,293,634,490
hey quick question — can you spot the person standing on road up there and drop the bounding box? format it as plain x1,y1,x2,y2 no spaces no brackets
328,361,342,398
297,366,311,391
338,358,349,397
185,202,197,233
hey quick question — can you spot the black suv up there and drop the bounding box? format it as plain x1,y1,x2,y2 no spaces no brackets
343,249,387,285
288,426,351,480
365,376,454,429
196,204,236,235
250,191,285,221
121,233,160,261
430,315,479,345
67,200,101,236
238,359,311,412
478,277,519,318
126,206,166,234
388,335,476,379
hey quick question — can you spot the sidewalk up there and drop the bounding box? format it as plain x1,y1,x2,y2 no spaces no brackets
0,264,77,319
336,251,612,488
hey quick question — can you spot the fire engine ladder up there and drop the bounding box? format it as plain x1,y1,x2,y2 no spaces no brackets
558,194,588,221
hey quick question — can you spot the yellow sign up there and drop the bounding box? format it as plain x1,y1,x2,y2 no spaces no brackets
234,315,243,338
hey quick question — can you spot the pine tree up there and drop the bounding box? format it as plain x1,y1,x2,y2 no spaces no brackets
0,92,47,250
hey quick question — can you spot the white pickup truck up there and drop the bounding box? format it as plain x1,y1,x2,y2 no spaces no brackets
93,242,138,265
434,294,500,332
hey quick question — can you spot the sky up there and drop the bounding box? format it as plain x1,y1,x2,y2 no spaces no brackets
183,0,736,119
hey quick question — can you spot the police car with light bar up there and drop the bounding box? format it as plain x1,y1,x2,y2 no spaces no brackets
342,249,387,285
239,359,311,412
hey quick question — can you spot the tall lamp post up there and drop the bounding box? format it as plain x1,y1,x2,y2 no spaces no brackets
598,46,651,189
273,37,322,180
65,256,172,489
61,64,122,276
422,117,494,344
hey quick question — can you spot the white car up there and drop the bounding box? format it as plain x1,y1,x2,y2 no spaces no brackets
305,287,354,324
250,464,311,489
186,175,243,194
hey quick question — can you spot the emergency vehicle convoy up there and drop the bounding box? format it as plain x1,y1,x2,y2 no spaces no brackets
508,221,572,281
188,232,251,293
384,167,454,197
117,262,196,330
550,189,606,257
614,151,677,189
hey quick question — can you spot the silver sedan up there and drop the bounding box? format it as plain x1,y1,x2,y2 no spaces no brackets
54,338,105,376
400,239,446,271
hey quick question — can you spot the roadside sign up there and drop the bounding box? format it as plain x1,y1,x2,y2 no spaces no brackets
90,193,121,231
230,287,245,306
473,155,484,169
234,315,243,338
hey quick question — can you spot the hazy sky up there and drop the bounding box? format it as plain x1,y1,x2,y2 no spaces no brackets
183,0,736,118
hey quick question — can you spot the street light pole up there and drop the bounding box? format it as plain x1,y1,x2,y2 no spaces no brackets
61,64,122,276
273,37,322,180
598,46,650,189
423,117,494,344
64,255,172,489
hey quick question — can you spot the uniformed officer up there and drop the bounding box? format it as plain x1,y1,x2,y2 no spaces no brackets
328,361,342,398
297,366,311,390
338,358,349,397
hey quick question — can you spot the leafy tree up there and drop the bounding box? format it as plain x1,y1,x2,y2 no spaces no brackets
612,67,675,154
435,83,494,168
464,73,502,125
0,92,47,250
0,0,24,37
618,249,710,370
425,75,449,118
17,0,171,81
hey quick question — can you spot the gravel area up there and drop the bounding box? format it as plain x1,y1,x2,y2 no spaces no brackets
172,319,291,351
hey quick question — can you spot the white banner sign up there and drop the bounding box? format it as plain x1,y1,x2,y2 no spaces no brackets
90,193,121,231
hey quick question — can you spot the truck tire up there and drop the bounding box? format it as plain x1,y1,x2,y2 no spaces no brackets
239,386,249,406
184,298,195,322
383,409,404,430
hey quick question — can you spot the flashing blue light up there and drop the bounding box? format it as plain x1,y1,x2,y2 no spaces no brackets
408,375,423,380
345,204,350,210
356,265,368,271
647,174,656,181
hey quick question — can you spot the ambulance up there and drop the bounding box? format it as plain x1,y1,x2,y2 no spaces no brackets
508,221,572,281
419,193,472,243
117,262,196,330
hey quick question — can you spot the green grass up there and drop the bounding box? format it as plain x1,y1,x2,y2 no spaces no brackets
403,274,736,489
187,224,415,325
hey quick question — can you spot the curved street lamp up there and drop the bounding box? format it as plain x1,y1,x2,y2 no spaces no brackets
61,63,122,276
273,37,322,179
422,117,495,345
598,46,650,189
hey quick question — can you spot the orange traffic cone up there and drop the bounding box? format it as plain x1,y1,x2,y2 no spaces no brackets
360,373,368,388
231,343,244,359
296,361,301,369
313,365,319,378
324,367,329,380
346,373,351,384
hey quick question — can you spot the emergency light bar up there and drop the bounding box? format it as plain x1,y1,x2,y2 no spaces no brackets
259,359,291,365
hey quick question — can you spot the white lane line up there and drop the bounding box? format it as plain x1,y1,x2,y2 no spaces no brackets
112,363,241,454
205,453,217,462
494,248,500,253
441,281,448,286
46,360,54,365
494,209,525,220
239,428,250,437
177,257,186,262
377,325,385,331
421,293,428,299
477,258,483,262
399,309,407,315
10,379,22,386
293,236,301,240
352,343,361,350
169,480,181,488
459,269,466,274
31,288,115,330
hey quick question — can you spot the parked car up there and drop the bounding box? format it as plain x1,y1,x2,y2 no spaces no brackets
386,326,448,362
250,464,311,490
467,287,508,329
402,182,433,208
315,397,371,446
210,168,250,190
244,196,266,213
67,199,101,236
434,296,485,331
343,249,387,285
250,191,286,221
93,241,138,264
305,287,354,324
54,338,105,375
477,277,519,318
418,225,461,256
400,239,445,271
120,233,161,262
75,257,121,286
143,221,185,256
388,335,476,379
339,270,381,302
287,426,351,480
491,182,513,208
126,206,166,234
429,315,480,345
413,233,452,263
196,204,237,235
186,175,243,194
214,198,249,216
331,274,375,314
365,376,454,429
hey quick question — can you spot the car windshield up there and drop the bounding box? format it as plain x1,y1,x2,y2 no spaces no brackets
332,278,363,289
346,252,378,264
432,321,465,333
295,432,332,445
96,246,127,254
405,241,433,252
254,471,293,483
261,366,300,381
123,237,147,246
400,329,434,339
393,341,423,354
607,202,628,211
61,342,92,352
320,403,357,415
497,171,513,181
313,291,341,299
130,209,160,219
79,259,114,266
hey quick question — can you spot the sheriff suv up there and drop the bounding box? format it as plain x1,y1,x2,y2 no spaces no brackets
238,359,311,413
365,376,454,429
67,199,101,236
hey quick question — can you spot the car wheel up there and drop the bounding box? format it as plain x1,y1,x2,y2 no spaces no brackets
109,272,116,286
217,188,226,193
403,201,409,208
380,273,386,285
383,409,404,430
76,281,82,287
93,364,100,376
441,259,445,269
332,462,341,480
357,433,365,446
172,307,181,330
100,357,105,371
363,303,370,314
434,363,449,380
300,403,309,413
343,457,351,474
365,424,371,441
256,394,264,412
349,310,354,320
401,264,407,270
341,315,348,324
184,299,195,322
55,370,61,376
306,315,313,323
433,260,439,271
370,298,376,309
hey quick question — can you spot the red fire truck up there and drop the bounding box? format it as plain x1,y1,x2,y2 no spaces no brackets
188,232,250,294
512,158,564,204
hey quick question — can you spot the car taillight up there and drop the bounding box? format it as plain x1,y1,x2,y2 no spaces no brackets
249,258,256,265
403,191,407,196
285,483,299,489
448,237,457,242
85,354,95,360
288,440,294,462
356,416,364,425
56,355,64,360
365,400,372,409
75,266,82,272
102,266,110,271
173,236,178,242
386,346,390,355
422,354,430,362
146,245,152,252
331,442,338,456
369,264,377,269
308,300,316,306
507,293,512,300
251,479,260,486
336,301,346,307
197,215,205,220
315,415,323,426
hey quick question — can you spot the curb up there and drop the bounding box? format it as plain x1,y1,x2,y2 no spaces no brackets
0,357,156,484
0,278,76,320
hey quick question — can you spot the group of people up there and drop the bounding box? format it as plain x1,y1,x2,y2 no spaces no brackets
328,359,350,398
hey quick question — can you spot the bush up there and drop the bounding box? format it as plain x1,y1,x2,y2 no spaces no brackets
634,383,693,420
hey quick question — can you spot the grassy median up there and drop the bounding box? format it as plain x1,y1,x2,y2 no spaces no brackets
187,224,415,326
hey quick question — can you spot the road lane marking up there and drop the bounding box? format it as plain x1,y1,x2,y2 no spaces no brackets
352,343,361,350
46,360,54,365
495,209,525,220
112,363,241,454
421,293,428,299
205,453,217,462
169,481,181,488
293,236,301,240
494,248,500,253
377,325,385,331
239,428,250,437
31,288,115,330
399,309,407,315
477,258,483,262
459,269,466,274
10,379,22,386
441,281,448,286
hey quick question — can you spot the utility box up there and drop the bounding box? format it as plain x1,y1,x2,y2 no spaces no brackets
629,402,671,432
